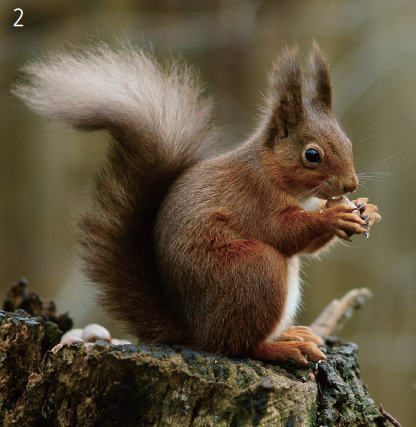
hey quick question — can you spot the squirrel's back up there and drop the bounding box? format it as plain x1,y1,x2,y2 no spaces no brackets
13,43,218,343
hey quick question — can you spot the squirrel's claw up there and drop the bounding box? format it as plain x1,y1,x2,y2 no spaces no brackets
350,198,381,238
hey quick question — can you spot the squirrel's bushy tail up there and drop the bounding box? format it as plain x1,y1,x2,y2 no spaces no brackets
13,43,217,342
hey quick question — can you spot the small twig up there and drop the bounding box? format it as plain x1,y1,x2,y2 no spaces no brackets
379,403,402,427
310,288,373,337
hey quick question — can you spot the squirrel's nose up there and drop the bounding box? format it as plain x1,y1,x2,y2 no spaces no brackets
343,174,359,194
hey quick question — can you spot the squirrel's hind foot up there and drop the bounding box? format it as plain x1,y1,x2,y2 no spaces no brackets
251,341,326,368
280,325,324,346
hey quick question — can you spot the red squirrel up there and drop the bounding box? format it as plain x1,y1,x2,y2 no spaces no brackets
13,42,381,367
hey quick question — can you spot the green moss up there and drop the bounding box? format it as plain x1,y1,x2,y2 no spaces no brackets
0,311,389,426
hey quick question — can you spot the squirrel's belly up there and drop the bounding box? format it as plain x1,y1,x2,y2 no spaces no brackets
264,256,302,342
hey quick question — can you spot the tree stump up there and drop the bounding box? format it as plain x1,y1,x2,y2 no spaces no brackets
0,309,390,426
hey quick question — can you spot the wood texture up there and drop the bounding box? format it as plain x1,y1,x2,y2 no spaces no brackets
0,309,389,426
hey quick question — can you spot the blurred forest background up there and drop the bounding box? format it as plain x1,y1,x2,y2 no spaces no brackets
1,0,415,424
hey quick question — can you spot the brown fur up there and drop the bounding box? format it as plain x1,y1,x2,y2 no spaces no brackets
13,42,381,366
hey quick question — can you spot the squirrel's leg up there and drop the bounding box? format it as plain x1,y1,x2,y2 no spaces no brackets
248,254,325,367
216,240,325,366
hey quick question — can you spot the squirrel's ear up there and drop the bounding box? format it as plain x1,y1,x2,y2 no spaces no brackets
308,41,333,111
265,45,304,144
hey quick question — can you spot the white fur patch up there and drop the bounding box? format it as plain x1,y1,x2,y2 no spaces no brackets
300,196,323,212
265,256,301,342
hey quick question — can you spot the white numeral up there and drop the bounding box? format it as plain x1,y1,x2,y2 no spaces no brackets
14,8,23,27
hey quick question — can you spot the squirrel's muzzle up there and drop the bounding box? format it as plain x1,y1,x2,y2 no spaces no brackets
342,173,359,194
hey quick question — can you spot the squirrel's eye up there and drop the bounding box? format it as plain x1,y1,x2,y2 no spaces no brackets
304,148,321,164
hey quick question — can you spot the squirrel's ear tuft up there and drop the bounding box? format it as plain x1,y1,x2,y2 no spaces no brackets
308,41,333,111
265,45,304,144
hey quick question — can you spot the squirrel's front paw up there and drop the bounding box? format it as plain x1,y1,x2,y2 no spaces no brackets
323,203,368,241
351,197,381,238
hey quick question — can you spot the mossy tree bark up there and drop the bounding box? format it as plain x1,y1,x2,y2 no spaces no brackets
0,309,390,427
